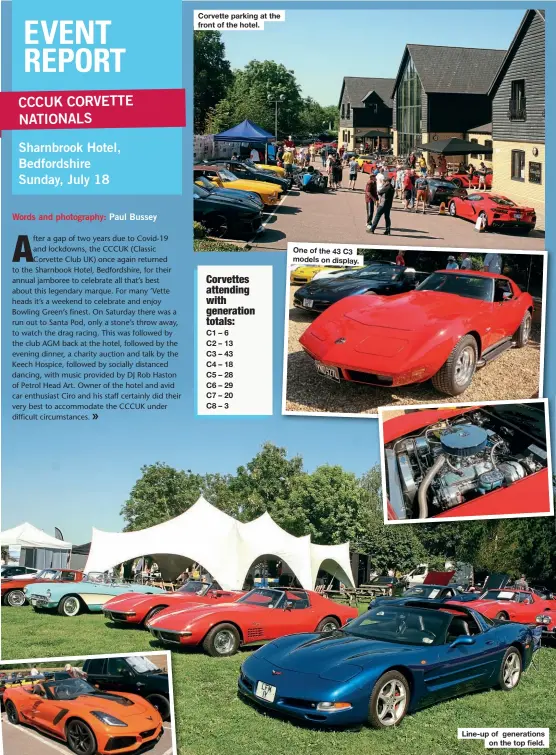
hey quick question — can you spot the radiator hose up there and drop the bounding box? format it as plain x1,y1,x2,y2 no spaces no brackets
417,454,446,519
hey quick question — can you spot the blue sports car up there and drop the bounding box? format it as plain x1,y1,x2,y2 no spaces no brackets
238,599,533,729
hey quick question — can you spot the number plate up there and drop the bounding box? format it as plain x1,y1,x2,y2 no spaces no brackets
255,681,277,702
316,362,340,382
303,298,314,309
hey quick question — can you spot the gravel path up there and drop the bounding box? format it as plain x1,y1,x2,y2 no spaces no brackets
285,286,542,416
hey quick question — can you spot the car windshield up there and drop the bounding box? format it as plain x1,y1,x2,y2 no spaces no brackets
193,183,210,199
178,580,209,595
237,588,284,608
218,169,238,182
84,572,116,584
482,590,518,601
36,570,60,580
416,272,494,302
371,577,394,584
45,678,96,700
195,175,215,192
490,195,516,207
345,264,402,281
127,656,161,674
344,605,451,646
404,586,443,598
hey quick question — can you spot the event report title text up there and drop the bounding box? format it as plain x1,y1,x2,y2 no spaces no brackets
24,20,126,72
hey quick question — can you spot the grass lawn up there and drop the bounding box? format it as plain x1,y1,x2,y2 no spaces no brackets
3,606,555,755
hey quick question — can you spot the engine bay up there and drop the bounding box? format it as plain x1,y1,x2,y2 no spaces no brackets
385,407,548,519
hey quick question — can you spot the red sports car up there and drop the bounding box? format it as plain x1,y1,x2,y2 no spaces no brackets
448,588,556,637
146,587,359,657
448,192,536,233
103,580,244,627
448,171,493,190
383,403,550,521
299,270,533,396
1,568,83,607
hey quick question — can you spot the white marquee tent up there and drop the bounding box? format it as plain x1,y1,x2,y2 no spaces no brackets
84,497,355,590
0,522,72,550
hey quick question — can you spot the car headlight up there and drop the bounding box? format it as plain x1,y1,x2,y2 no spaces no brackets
91,711,128,727
46,590,51,599
316,701,352,712
536,614,552,625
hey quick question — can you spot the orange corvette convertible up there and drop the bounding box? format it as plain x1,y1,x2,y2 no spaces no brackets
3,677,163,754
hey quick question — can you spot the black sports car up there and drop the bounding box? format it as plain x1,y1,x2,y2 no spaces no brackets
293,264,430,314
370,583,465,609
425,178,468,206
193,183,263,237
203,159,290,191
195,174,264,210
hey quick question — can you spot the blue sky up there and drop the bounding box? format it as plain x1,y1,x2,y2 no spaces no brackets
220,9,525,105
4,412,379,543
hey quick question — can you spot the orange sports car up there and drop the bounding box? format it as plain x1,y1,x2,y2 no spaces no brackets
3,677,163,754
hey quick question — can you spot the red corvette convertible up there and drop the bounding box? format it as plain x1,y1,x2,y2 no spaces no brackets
383,403,550,521
146,587,359,657
448,588,556,636
448,192,536,233
300,270,533,396
103,580,244,627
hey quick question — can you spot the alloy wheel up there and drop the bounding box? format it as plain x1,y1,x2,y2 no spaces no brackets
67,721,94,754
7,590,25,607
503,652,521,688
214,629,235,655
376,679,407,726
454,345,476,386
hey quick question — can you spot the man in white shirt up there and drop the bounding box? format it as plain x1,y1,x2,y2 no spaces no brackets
460,252,472,270
250,147,260,162
375,168,385,193
483,253,502,274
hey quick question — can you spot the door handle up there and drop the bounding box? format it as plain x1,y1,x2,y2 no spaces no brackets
486,640,495,645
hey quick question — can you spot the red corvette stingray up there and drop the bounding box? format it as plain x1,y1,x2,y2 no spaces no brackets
103,581,244,626
300,270,533,396
383,403,550,521
448,192,536,233
146,587,358,657
448,171,493,190
448,588,556,636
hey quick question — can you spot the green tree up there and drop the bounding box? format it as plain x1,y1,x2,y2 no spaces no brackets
194,31,232,133
298,98,338,137
210,60,304,137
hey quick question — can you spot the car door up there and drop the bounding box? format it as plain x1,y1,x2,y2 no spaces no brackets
423,615,501,703
103,657,137,695
491,279,527,340
22,685,63,733
280,590,317,634
463,194,484,221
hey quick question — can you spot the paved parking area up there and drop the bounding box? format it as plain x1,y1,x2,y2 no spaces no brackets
285,286,542,415
1,716,174,755
250,179,545,251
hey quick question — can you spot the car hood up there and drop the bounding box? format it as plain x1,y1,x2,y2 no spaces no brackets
261,631,420,674
211,187,262,208
195,191,259,211
147,601,258,628
298,277,396,297
70,691,154,718
228,178,280,195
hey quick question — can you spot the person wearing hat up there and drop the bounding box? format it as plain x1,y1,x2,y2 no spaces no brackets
65,663,86,679
446,255,459,270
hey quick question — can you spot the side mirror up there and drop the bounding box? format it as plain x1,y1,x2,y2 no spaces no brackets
450,635,475,648
284,600,294,611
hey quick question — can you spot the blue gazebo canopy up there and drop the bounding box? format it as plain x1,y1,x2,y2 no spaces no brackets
214,119,275,143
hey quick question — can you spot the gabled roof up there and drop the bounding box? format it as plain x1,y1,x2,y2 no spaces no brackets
392,44,506,97
338,77,395,109
488,9,545,97
467,122,492,134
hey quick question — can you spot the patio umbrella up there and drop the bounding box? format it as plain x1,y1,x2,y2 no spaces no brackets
360,130,393,139
419,137,493,155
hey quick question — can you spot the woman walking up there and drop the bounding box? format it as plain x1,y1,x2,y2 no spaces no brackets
333,156,343,189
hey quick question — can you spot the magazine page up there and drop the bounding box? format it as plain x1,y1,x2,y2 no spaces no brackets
0,2,554,755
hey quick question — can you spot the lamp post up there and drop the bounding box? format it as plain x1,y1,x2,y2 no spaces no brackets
267,93,286,141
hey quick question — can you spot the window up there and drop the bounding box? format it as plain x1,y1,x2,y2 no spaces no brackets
107,658,132,676
395,56,422,156
346,103,351,120
509,80,526,120
347,130,351,144
86,659,105,675
494,279,512,303
511,150,525,181
341,104,345,119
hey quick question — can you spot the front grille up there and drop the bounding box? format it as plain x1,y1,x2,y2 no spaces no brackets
107,612,129,621
282,697,317,710
158,631,182,644
29,595,48,605
140,728,156,739
240,672,254,692
346,370,393,386
105,736,137,751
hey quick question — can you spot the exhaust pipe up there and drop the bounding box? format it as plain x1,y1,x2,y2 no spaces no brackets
417,454,446,519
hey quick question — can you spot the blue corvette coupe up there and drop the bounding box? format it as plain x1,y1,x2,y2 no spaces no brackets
238,599,533,729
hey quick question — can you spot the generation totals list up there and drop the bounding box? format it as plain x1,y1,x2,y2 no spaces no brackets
24,20,126,72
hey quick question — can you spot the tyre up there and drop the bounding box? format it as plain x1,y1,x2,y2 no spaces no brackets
146,693,171,721
57,595,82,617
144,606,167,626
316,616,340,633
5,590,26,607
432,335,478,396
368,670,410,729
448,201,457,217
514,311,532,348
498,647,522,691
202,623,241,657
66,719,97,755
495,611,509,621
205,214,229,238
5,700,19,725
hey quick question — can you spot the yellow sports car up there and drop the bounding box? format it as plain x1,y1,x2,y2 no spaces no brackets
195,166,282,206
254,162,286,177
290,265,339,284
355,155,375,168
